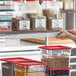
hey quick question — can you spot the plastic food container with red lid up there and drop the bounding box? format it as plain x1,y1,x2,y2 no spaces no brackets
45,67,72,76
0,57,32,76
39,45,72,69
39,45,72,76
0,57,47,76
14,60,47,76
39,45,72,57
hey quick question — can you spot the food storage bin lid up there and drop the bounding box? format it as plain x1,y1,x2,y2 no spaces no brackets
13,0,23,1
39,45,72,50
13,60,47,66
46,67,72,71
44,0,54,1
26,0,38,1
0,57,32,63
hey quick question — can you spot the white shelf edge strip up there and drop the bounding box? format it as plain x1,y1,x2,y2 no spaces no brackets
0,45,41,51
70,62,76,65
70,56,76,59
70,69,76,72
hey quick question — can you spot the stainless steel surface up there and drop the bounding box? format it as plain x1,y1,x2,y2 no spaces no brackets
0,31,60,39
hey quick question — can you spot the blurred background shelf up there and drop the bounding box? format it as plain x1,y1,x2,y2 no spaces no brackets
0,9,13,12
0,20,13,22
0,30,60,39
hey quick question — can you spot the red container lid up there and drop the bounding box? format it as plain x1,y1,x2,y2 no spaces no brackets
26,0,38,1
13,61,47,66
39,45,72,50
46,67,72,71
0,57,32,63
44,0,54,1
13,0,23,1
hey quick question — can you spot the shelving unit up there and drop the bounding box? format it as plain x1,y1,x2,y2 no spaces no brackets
0,30,60,38
0,0,75,76
61,9,76,30
0,9,13,11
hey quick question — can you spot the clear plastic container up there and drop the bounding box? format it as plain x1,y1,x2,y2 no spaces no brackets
39,45,71,57
42,0,61,18
14,61,47,76
39,45,72,69
0,57,32,76
45,68,72,76
0,1,13,10
30,16,46,31
13,0,26,17
63,0,74,10
0,22,12,32
25,0,42,13
0,57,47,76
12,17,30,31
46,17,63,30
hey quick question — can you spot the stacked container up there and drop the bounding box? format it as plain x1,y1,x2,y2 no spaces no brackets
0,57,47,76
39,45,72,76
0,0,13,32
12,17,30,31
42,0,63,30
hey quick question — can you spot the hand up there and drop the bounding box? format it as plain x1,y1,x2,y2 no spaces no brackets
57,30,76,43
68,29,76,35
57,30,72,39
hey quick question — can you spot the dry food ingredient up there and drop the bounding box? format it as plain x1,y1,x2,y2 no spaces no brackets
41,0,61,18
63,0,74,10
43,9,56,18
2,63,15,76
15,65,45,76
46,17,63,30
12,17,30,31
27,13,38,19
41,56,69,69
30,16,46,31
0,22,12,32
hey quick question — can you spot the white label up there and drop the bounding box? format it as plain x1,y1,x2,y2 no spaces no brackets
0,22,12,29
65,1,73,9
35,19,46,29
58,1,63,9
19,20,30,30
52,19,63,28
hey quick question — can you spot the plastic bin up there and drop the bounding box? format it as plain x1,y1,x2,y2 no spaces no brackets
1,63,15,76
45,68,72,76
0,1,13,10
0,57,32,63
0,22,12,32
14,61,47,76
0,57,31,76
39,45,72,69
0,57,47,76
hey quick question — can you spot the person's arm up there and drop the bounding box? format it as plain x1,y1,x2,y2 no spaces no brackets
57,30,76,43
